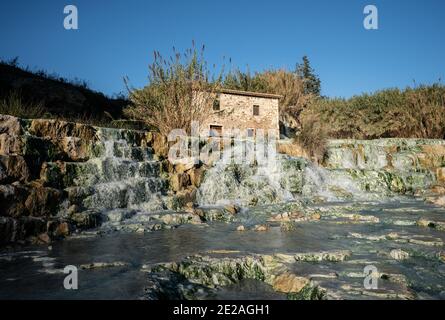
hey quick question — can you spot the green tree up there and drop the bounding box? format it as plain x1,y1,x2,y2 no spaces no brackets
296,56,321,96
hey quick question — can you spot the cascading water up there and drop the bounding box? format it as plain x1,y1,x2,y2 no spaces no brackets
196,142,303,206
197,138,440,205
64,128,168,212
196,141,370,206
57,130,441,214
64,132,439,211
301,163,373,201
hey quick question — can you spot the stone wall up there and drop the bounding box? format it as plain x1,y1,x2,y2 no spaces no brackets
201,91,280,138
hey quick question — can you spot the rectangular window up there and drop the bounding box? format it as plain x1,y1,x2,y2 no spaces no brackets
247,128,255,138
210,125,223,137
253,105,259,116
213,99,220,111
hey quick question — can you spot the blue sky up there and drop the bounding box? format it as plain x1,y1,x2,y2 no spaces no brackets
0,0,444,98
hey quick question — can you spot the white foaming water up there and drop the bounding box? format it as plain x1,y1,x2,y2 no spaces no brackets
71,132,419,211
67,128,167,212
302,164,367,201
197,144,295,206
326,141,389,170
197,142,375,205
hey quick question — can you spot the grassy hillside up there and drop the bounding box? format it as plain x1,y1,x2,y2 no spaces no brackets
0,59,128,126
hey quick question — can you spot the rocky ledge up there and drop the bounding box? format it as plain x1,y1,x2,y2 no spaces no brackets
143,253,326,300
142,247,417,300
4,114,445,246
0,115,171,245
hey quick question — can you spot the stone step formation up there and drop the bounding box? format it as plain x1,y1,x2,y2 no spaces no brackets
2,115,445,241
57,136,168,211
0,115,170,244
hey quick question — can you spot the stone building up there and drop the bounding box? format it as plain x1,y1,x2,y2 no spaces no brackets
201,88,281,139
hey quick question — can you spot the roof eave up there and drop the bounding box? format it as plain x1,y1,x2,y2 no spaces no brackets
218,88,282,99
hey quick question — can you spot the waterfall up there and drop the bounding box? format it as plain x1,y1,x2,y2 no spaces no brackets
64,133,439,210
64,128,167,212
197,143,387,206
196,143,299,206
302,164,367,201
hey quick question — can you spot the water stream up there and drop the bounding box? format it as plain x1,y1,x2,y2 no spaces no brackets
1,199,445,299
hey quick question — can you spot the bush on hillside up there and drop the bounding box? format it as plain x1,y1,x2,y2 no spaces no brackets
301,84,445,140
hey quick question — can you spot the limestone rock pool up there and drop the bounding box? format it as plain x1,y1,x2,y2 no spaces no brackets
1,198,445,300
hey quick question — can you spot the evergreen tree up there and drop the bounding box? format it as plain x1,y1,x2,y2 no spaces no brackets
296,56,321,96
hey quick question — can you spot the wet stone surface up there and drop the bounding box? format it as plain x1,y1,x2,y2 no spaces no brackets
1,197,445,300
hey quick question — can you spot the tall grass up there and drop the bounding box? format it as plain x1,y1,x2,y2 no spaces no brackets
124,44,223,136
0,90,45,118
0,90,140,129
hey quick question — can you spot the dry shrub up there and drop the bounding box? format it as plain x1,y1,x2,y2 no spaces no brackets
124,45,222,137
403,85,445,138
276,140,310,159
259,70,314,118
0,90,45,119
301,84,445,140
224,69,314,108
296,112,327,163
223,69,268,93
